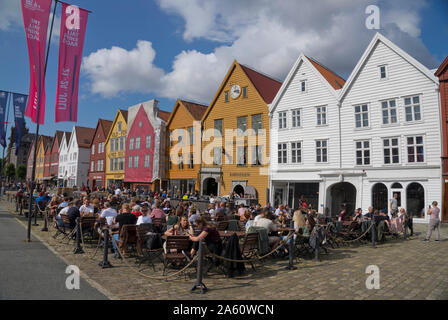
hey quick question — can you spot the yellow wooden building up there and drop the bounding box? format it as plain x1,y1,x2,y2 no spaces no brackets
105,109,128,188
166,99,207,196
200,60,282,205
35,135,52,182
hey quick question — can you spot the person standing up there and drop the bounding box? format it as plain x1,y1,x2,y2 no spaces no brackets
423,201,440,241
390,193,399,217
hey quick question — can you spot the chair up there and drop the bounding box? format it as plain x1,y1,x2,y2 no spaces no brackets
136,225,163,271
80,216,97,244
118,225,137,256
162,235,191,276
57,214,76,242
216,220,228,231
152,218,167,233
240,232,259,270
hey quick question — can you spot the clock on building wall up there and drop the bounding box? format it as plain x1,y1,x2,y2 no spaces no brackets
230,84,241,99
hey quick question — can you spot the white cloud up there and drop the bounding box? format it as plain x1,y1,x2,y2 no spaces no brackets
0,0,21,31
83,0,439,103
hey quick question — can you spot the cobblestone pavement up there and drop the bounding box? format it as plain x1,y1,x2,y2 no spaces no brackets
2,200,447,300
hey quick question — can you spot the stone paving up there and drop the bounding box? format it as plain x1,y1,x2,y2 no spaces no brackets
2,199,448,300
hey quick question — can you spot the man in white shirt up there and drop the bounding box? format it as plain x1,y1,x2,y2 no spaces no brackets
79,199,94,216
115,188,122,196
58,197,69,208
100,202,118,226
254,208,279,248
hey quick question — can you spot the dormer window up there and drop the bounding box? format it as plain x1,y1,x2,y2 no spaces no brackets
379,65,387,79
224,91,229,102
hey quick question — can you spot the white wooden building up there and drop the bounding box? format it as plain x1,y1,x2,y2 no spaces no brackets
58,127,95,188
269,33,442,223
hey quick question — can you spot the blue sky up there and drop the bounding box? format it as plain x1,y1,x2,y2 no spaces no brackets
0,0,447,155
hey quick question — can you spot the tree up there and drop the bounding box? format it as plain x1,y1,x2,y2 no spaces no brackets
16,164,27,181
5,163,16,181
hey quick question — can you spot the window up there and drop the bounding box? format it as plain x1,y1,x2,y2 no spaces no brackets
354,104,369,128
120,137,125,151
91,144,95,155
355,140,370,165
379,65,387,79
91,161,94,172
237,116,247,136
97,160,102,171
138,121,142,128
214,119,223,137
383,137,400,164
278,143,287,164
110,158,114,171
250,145,262,166
252,114,262,134
168,155,172,170
187,153,194,169
224,91,229,102
178,133,183,146
237,146,247,166
407,136,424,163
187,127,193,145
133,156,139,169
291,142,302,163
292,109,301,128
169,130,173,147
144,154,150,168
213,147,222,165
316,106,327,126
135,136,141,150
128,156,133,169
115,138,119,151
300,80,306,93
178,154,183,169
117,122,122,132
382,99,398,125
242,87,247,98
316,140,328,163
146,135,151,149
404,96,421,122
278,112,287,129
129,138,134,150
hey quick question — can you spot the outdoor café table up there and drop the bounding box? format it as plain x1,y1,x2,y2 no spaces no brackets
218,231,246,239
276,226,295,235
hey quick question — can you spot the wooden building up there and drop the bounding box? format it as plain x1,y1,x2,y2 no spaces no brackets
35,135,52,183
435,56,448,222
166,99,207,196
88,119,113,190
105,109,128,188
200,60,282,205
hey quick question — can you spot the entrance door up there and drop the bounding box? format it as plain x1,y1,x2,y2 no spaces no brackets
203,178,218,196
233,185,244,197
329,182,356,216
372,183,388,211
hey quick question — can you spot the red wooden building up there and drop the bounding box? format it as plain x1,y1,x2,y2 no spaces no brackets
88,119,113,190
435,56,448,222
124,100,170,191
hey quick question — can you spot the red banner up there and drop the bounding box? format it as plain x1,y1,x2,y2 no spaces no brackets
21,0,52,125
55,3,88,122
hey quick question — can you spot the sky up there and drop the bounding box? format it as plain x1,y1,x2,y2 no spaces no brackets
0,0,447,153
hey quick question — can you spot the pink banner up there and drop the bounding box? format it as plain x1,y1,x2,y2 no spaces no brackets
55,3,88,122
21,0,52,125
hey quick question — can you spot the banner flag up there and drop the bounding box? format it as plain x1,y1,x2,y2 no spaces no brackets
0,91,9,148
12,93,28,155
55,3,89,122
21,0,52,125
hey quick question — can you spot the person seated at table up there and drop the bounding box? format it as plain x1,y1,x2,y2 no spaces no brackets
364,207,374,219
254,208,280,249
99,201,117,226
188,208,200,225
389,209,403,235
58,196,70,209
166,208,179,227
338,207,349,222
189,217,223,265
237,204,246,217
110,203,137,259
244,211,257,230
48,196,60,219
150,200,166,220
374,209,390,228
165,216,193,237
215,202,227,221
79,198,94,216
239,208,251,223
293,210,306,233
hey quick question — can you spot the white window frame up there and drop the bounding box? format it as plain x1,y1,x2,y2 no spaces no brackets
354,104,369,128
403,95,422,123
406,135,425,164
316,106,327,126
300,80,307,93
381,99,398,125
278,143,287,164
291,109,301,128
144,154,150,168
379,65,388,80
134,155,139,169
278,111,287,130
382,137,400,165
91,144,95,155
316,139,328,163
135,136,141,150
291,141,302,164
355,140,371,166
129,138,134,150
146,135,151,149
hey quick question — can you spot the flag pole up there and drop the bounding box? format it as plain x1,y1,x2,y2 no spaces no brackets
0,92,11,190
26,0,58,242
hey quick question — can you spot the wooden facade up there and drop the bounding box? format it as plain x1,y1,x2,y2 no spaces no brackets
166,99,207,196
201,60,281,205
88,119,113,190
105,109,128,188
435,56,448,222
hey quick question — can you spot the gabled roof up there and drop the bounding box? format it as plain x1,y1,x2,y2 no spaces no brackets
270,54,343,113
339,32,439,101
435,56,448,78
74,126,95,148
203,60,282,122
167,99,208,127
306,56,345,90
40,135,52,153
105,109,128,143
64,132,71,145
158,110,171,122
239,64,282,104
90,119,113,147
49,131,65,152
